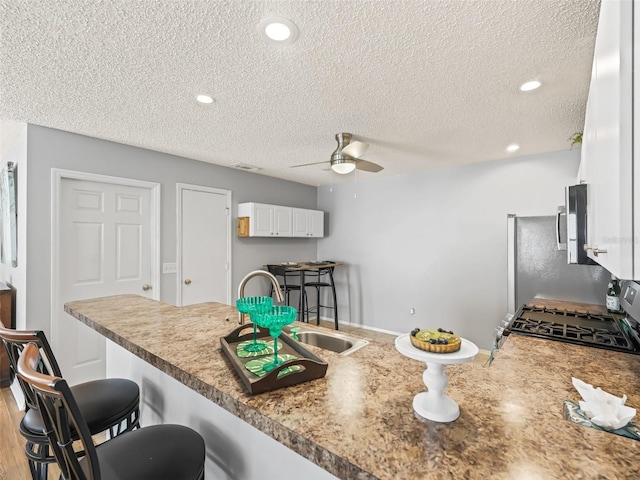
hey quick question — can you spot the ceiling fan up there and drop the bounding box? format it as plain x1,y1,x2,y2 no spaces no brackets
290,133,384,174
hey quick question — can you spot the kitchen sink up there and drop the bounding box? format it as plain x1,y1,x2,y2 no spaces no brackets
286,327,369,355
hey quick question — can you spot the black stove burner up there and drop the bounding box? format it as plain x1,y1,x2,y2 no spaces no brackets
506,305,640,354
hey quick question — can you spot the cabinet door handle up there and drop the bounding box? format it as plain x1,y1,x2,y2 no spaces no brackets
142,284,152,291
184,278,192,285
584,245,607,256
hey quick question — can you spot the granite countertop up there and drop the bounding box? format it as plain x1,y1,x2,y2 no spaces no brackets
65,295,640,479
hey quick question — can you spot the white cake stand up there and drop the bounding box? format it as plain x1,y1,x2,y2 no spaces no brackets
395,334,478,423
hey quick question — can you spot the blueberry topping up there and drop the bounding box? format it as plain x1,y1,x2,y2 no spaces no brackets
442,339,448,344
429,339,436,344
437,328,443,332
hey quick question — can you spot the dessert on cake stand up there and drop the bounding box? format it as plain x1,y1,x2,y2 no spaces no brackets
395,334,479,422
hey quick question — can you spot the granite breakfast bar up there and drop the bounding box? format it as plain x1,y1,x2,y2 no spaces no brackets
65,295,640,479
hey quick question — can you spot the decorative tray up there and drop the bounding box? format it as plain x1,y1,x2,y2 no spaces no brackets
220,324,328,395
563,400,640,441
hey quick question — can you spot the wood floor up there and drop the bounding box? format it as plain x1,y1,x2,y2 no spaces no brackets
0,387,107,480
0,386,33,479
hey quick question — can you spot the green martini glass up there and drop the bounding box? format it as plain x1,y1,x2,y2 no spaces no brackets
236,296,273,352
252,305,297,372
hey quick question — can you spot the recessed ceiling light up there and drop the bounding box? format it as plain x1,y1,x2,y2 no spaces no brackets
196,94,214,104
506,144,520,153
519,80,541,92
258,17,299,44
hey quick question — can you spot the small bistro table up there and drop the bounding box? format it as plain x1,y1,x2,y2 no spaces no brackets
266,262,342,327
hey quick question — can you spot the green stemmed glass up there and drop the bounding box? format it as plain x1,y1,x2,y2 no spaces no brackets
252,305,297,372
236,296,273,352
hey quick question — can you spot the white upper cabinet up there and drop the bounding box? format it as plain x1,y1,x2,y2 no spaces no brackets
308,210,324,237
238,202,292,237
292,208,324,237
579,0,637,279
238,203,324,238
273,205,293,236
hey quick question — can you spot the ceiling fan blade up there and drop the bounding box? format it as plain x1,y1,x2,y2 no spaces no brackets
341,140,369,158
290,161,329,168
355,159,384,173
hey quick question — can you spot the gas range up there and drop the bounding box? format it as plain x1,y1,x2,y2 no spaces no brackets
503,305,640,354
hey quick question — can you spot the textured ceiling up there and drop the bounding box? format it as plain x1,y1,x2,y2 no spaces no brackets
0,1,600,186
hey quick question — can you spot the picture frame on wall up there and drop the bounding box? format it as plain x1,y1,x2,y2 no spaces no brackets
0,162,17,267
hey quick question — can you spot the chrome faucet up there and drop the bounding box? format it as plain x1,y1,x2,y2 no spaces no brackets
237,270,284,324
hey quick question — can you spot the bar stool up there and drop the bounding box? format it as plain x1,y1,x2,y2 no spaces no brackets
266,265,306,318
18,343,205,480
303,265,339,330
0,327,140,480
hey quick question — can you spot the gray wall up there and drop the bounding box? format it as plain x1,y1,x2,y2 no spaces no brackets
6,124,590,351
317,149,583,350
0,126,27,329
25,125,319,335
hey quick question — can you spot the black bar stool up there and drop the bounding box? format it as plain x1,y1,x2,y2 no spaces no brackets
0,327,140,480
266,264,306,320
17,343,205,480
303,265,339,329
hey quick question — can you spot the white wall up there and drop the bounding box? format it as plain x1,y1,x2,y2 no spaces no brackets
107,341,338,480
317,150,581,350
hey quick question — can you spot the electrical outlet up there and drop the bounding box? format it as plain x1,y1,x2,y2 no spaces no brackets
162,262,177,274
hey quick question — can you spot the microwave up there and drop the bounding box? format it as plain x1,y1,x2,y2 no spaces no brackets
558,184,595,265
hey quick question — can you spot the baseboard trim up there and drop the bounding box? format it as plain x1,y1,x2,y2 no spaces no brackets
10,378,25,411
318,316,491,359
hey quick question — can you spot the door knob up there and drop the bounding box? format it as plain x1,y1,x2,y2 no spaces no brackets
142,284,152,291
184,278,192,285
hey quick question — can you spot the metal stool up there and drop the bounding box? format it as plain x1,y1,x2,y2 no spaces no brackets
266,264,306,320
303,265,338,329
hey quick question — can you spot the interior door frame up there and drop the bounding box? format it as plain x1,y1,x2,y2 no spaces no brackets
176,183,232,306
51,169,161,351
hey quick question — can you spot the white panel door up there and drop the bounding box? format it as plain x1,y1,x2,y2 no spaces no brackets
56,177,156,385
179,186,230,306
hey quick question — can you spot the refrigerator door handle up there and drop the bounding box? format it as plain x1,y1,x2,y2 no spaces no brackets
556,206,567,251
507,214,516,314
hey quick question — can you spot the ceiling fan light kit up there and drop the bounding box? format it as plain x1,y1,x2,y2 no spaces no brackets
331,158,357,174
289,132,383,175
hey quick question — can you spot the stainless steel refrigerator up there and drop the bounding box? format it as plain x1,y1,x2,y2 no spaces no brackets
507,214,610,313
